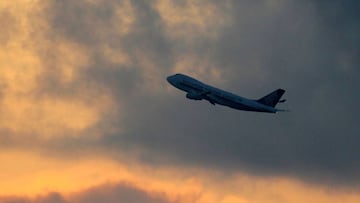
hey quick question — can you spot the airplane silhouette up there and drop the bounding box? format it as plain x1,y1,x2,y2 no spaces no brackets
167,73,288,113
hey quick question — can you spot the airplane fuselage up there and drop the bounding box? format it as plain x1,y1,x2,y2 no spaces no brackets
167,74,283,113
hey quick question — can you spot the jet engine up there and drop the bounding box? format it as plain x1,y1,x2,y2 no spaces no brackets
186,91,203,100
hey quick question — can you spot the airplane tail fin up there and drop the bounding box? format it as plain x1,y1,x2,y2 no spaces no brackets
257,89,285,107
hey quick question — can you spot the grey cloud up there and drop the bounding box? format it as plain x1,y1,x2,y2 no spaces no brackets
48,0,117,44
0,184,170,203
44,0,173,94
39,0,360,186
70,183,170,203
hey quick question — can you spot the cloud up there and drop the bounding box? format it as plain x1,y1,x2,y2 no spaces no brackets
76,0,359,185
0,1,116,139
1,151,360,203
0,193,67,203
0,183,170,203
71,183,170,203
154,0,231,40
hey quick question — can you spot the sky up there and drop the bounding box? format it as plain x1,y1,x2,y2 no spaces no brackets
0,0,359,202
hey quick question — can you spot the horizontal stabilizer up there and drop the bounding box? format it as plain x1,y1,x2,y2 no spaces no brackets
257,89,285,107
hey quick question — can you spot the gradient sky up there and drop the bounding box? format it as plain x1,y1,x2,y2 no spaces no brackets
0,0,359,203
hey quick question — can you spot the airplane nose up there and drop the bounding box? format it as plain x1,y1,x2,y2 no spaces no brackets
166,75,175,85
166,76,171,82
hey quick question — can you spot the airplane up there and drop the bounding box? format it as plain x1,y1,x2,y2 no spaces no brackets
167,73,288,113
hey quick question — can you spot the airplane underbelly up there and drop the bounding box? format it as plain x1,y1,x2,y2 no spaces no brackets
228,102,255,111
221,99,270,112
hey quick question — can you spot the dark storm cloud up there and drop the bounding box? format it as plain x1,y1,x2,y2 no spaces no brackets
43,0,360,186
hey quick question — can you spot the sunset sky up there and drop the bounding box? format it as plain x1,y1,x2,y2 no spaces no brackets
0,0,359,203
